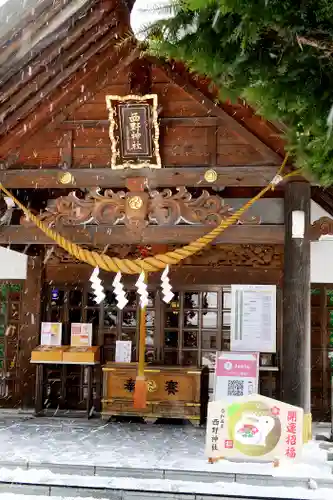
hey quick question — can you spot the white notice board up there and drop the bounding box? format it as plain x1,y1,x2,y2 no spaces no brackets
115,340,132,363
231,285,276,353
0,247,28,280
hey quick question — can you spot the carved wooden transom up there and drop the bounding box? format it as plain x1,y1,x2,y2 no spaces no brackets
22,186,261,232
47,244,283,268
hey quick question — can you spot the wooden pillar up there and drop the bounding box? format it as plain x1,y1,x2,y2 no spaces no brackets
19,256,43,408
282,182,311,415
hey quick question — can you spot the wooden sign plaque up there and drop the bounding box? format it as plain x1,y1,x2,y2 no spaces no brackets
106,94,161,170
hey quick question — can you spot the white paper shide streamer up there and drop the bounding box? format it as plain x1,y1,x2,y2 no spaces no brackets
113,272,128,310
136,271,148,308
161,265,174,303
89,267,105,304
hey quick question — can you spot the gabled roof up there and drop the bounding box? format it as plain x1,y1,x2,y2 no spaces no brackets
0,0,285,166
0,0,139,161
1,0,93,82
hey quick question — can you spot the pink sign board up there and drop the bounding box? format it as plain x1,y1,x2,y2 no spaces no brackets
216,356,258,378
214,351,259,401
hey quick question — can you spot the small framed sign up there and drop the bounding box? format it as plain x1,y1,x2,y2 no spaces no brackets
70,323,93,347
40,322,62,346
115,340,132,363
106,94,161,170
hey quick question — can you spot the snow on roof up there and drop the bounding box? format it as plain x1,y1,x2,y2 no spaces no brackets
130,0,175,41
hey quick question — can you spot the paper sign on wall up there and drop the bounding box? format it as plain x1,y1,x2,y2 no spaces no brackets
205,394,303,462
214,351,259,401
70,323,93,347
115,340,132,363
231,285,276,353
40,322,62,346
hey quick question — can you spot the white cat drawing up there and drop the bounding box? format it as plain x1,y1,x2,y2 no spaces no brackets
234,413,275,446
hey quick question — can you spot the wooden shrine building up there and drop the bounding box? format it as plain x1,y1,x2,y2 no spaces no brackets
0,0,333,422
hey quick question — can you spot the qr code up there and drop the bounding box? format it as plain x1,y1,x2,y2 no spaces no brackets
227,380,244,396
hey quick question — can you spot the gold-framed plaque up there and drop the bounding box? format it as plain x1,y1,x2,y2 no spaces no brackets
106,94,161,170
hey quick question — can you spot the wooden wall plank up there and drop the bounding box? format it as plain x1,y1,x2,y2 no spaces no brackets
16,130,63,166
73,147,110,167
152,66,170,83
0,224,285,245
73,128,113,147
45,263,281,286
217,145,269,166
2,55,283,169
162,126,210,166
18,122,270,168
217,126,245,145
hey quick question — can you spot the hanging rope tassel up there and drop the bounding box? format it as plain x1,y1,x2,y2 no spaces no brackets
133,270,148,409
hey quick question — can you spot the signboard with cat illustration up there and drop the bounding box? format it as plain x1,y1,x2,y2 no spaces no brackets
205,394,303,462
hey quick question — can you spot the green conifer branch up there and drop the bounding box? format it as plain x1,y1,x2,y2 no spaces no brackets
143,0,333,185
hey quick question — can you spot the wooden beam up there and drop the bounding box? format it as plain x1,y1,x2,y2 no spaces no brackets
0,224,284,245
0,165,285,188
153,60,282,164
59,117,221,129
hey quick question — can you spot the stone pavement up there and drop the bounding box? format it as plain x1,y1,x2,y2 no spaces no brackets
0,415,331,499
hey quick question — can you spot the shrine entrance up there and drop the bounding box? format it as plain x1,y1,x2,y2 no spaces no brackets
41,274,280,414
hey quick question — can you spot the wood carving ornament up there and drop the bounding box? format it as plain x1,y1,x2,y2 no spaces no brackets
125,191,149,233
309,216,333,240
22,186,260,229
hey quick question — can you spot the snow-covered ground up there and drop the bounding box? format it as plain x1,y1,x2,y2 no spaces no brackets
0,497,99,500
0,417,331,480
1,471,333,500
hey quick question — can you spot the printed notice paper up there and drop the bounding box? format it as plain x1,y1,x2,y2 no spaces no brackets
115,340,132,363
231,285,276,353
40,322,62,346
70,323,93,347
